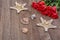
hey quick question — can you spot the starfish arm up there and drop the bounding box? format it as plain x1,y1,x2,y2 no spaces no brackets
37,23,43,27
18,8,28,11
16,8,28,13
40,17,45,23
49,25,57,28
23,8,28,10
44,27,48,31
48,19,53,24
10,7,16,9
23,3,27,7
15,2,21,6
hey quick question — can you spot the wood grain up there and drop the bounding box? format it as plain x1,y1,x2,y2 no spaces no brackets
0,0,60,40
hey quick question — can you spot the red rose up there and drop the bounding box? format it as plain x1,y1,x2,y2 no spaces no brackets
51,13,58,19
41,10,48,16
37,1,45,5
52,6,56,12
47,11,52,17
32,2,38,9
40,6,52,16
42,6,52,16
37,1,46,11
32,2,40,10
46,6,54,17
46,6,52,10
38,5,46,11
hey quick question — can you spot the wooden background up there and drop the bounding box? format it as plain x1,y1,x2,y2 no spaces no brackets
0,0,60,40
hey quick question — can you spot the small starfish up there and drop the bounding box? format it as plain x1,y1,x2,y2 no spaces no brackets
10,2,28,13
37,17,57,31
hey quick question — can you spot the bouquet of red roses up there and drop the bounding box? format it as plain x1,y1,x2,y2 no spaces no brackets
32,1,58,19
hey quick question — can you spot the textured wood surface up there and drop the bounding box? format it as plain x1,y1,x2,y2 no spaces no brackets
0,0,60,40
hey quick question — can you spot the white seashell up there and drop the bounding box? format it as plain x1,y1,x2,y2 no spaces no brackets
31,14,36,20
22,28,28,34
21,17,29,25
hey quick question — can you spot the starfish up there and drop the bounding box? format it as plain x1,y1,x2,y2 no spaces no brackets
10,2,28,13
37,17,57,31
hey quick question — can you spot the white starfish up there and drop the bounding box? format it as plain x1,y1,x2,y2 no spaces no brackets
10,2,28,13
37,17,57,31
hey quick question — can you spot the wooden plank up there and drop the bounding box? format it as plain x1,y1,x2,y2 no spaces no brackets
1,0,11,40
10,0,21,40
0,0,3,40
28,0,42,40
18,0,33,40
